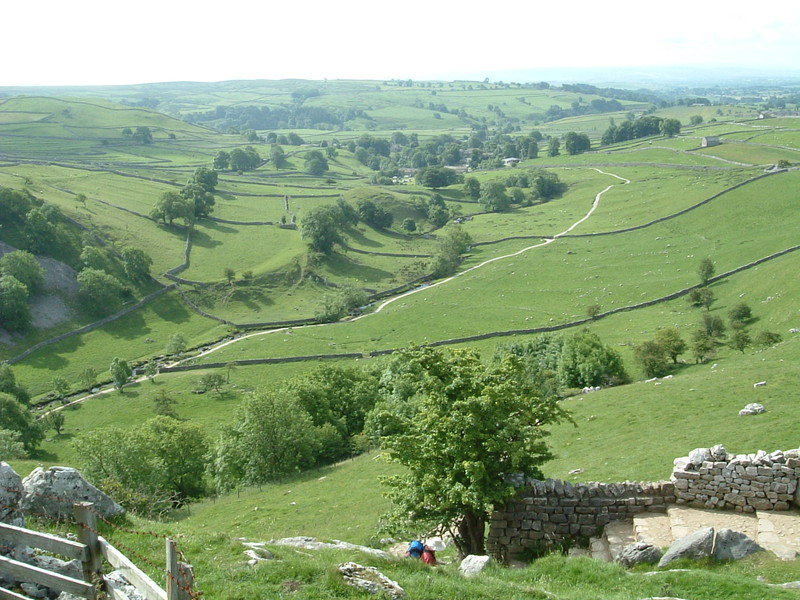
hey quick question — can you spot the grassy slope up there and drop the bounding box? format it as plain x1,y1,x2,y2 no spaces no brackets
3,84,800,599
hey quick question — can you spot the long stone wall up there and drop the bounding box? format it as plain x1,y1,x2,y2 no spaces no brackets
487,479,675,560
488,445,800,560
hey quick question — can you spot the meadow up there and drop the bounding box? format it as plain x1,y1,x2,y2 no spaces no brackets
2,79,799,599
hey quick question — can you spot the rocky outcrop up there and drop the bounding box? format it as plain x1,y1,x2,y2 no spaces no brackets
268,536,389,559
658,527,715,567
714,528,764,561
20,466,125,520
459,555,492,577
616,542,663,568
338,562,405,599
0,462,23,523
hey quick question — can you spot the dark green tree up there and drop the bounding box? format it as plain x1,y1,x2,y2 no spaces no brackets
213,151,230,170
0,250,45,295
698,257,715,285
660,118,681,137
564,132,591,155
109,357,132,393
634,340,670,378
547,138,561,157
211,390,318,491
377,346,569,555
557,330,628,388
132,126,153,144
150,191,192,226
121,247,153,282
0,393,43,454
301,205,347,254
463,177,481,200
728,303,752,329
480,181,510,212
0,275,32,331
77,268,125,314
654,327,687,364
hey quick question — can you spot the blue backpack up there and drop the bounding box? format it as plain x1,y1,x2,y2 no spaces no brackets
407,540,424,558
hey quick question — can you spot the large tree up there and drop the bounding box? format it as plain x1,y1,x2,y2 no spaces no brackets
0,275,32,331
150,191,193,226
0,250,45,295
301,205,347,254
211,390,318,491
77,268,125,314
0,393,43,454
74,416,209,516
377,346,569,556
121,247,153,282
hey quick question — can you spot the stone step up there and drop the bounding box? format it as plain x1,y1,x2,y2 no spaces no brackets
603,519,636,561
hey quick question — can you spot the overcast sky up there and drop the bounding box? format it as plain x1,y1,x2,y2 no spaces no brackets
4,0,799,86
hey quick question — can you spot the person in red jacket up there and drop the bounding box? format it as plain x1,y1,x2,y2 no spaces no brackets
421,537,446,565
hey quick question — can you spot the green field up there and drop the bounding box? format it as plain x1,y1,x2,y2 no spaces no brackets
2,78,800,600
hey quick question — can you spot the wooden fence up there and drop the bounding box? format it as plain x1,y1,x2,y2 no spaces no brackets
0,503,194,600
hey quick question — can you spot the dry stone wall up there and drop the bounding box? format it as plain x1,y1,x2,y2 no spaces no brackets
672,445,800,512
488,445,800,560
487,479,675,560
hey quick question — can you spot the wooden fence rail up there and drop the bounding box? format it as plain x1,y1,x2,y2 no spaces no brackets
0,503,194,600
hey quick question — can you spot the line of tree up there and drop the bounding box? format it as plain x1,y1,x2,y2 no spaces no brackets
464,168,567,212
601,115,681,145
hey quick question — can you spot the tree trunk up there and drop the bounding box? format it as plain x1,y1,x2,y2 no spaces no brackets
457,510,487,556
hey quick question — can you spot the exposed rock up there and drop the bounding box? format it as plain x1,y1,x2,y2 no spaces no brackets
268,536,389,559
20,466,125,520
739,403,766,416
459,555,492,577
242,542,275,565
20,582,48,598
616,542,663,568
0,462,22,523
658,527,715,567
338,562,405,599
106,570,145,600
714,528,765,561
687,448,710,466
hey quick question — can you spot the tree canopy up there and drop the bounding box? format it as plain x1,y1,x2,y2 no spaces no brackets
377,346,569,555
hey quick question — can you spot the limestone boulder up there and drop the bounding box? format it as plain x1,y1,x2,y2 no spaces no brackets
658,527,715,567
459,555,492,577
616,542,663,568
0,462,22,523
739,403,766,416
338,562,405,599
20,466,124,520
714,528,765,561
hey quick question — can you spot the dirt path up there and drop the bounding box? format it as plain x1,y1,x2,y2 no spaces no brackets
365,168,629,315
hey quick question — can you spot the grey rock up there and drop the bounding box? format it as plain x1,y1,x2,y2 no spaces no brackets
714,528,765,561
20,582,48,598
338,562,405,599
739,403,766,416
459,555,492,577
0,462,22,523
106,570,146,600
658,527,715,567
268,536,389,559
20,466,125,520
688,448,710,467
616,542,663,567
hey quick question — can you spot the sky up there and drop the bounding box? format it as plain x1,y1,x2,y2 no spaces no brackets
3,0,799,86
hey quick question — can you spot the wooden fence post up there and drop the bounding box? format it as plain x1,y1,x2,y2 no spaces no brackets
73,502,103,589
166,538,193,600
